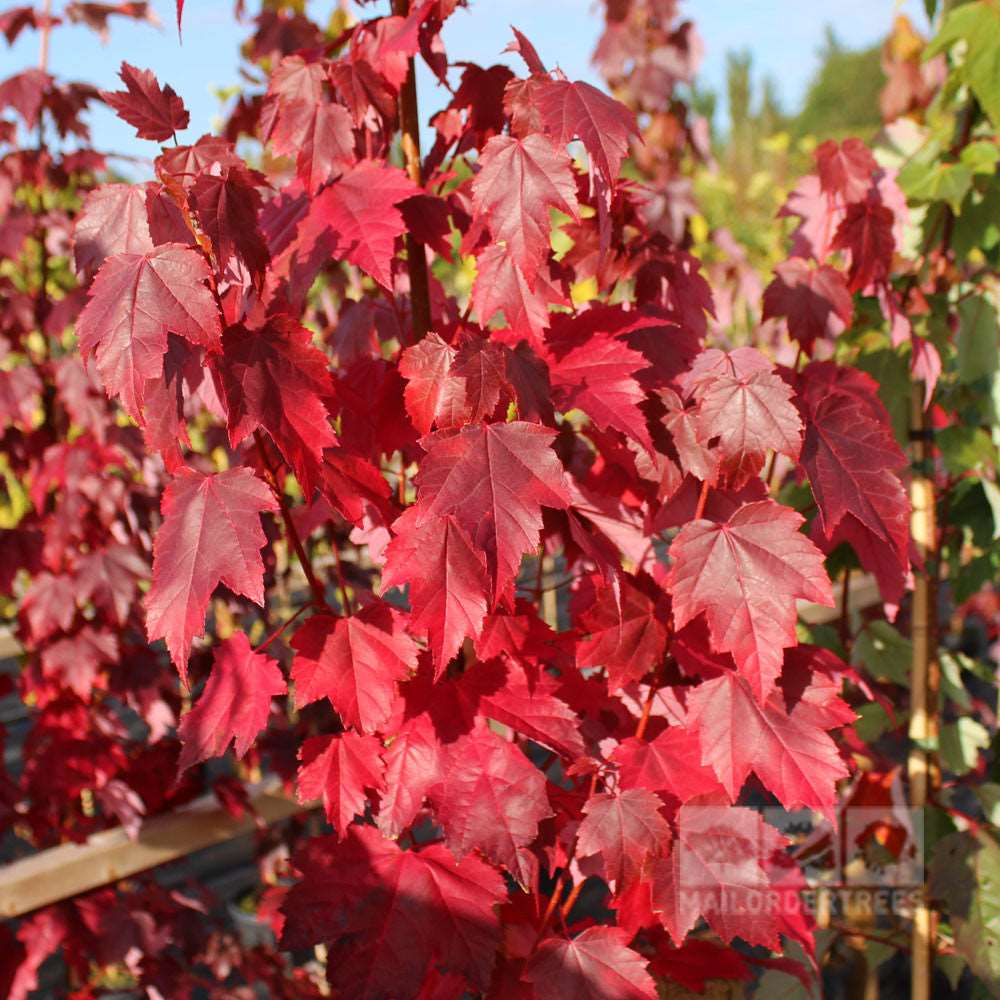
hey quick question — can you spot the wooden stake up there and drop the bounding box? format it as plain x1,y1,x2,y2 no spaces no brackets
908,382,939,1000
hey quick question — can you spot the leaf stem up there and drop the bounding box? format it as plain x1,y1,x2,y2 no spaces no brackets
254,430,327,608
254,601,312,653
693,479,710,520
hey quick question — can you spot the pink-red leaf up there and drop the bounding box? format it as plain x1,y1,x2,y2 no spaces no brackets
761,258,854,355
576,788,671,885
290,603,419,733
177,633,286,771
145,468,277,678
296,731,385,833
101,61,189,141
665,500,833,702
77,244,221,420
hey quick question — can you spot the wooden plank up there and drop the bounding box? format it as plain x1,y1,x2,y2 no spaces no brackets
0,780,307,918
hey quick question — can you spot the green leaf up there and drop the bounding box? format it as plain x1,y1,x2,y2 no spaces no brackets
941,717,990,775
975,783,1000,826
939,650,973,710
855,702,893,742
930,830,1000,992
852,620,912,685
937,427,999,477
927,1,1000,129
958,295,1000,386
899,158,973,213
961,140,1000,174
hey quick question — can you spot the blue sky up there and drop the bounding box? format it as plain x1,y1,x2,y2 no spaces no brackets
6,0,927,172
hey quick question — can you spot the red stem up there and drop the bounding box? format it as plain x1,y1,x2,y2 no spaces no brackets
254,430,327,608
693,479,710,520
254,602,312,653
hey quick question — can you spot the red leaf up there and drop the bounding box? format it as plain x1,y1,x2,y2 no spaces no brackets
408,421,570,600
684,349,802,485
177,633,286,771
611,728,726,804
576,575,670,691
472,133,578,281
73,183,153,280
77,244,222,420
296,731,385,833
815,137,877,202
190,165,269,281
832,197,895,292
799,389,909,607
383,512,490,673
576,788,671,884
292,160,420,290
665,500,833,702
686,670,850,818
524,926,656,1000
436,726,551,886
472,242,559,344
399,331,457,435
533,78,639,184
376,713,442,838
281,827,505,997
761,258,854,355
547,332,652,451
651,803,788,947
145,468,278,678
290,603,419,732
214,318,336,496
101,61,189,141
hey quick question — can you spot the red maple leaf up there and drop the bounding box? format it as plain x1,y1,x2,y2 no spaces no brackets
145,468,278,678
525,926,657,1000
290,602,419,732
296,731,385,833
665,499,833,702
612,727,726,804
214,317,337,496
815,137,877,203
576,788,671,885
101,61,189,141
832,197,895,292
73,184,153,280
472,132,578,281
651,803,788,948
761,258,854,355
77,244,222,420
686,670,850,818
435,726,552,886
177,633,286,771
376,713,442,838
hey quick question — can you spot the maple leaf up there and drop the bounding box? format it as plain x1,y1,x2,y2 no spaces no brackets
815,137,877,202
76,244,222,420
799,390,909,605
681,349,802,484
576,574,670,691
290,602,419,733
398,332,457,435
547,331,652,451
686,671,850,818
761,258,854,355
40,625,118,698
408,421,570,599
189,165,269,281
177,633,286,771
290,160,420,290
320,448,393,526
524,927,657,1000
296,731,385,833
73,183,152,280
281,827,506,997
472,132,578,281
214,318,336,496
472,242,558,345
651,803,788,948
436,726,552,886
145,468,278,678
577,788,671,885
832,197,895,292
612,728,726,804
101,61,189,141
665,500,833,702
75,543,148,625
382,511,490,673
532,78,639,184
376,713,442,838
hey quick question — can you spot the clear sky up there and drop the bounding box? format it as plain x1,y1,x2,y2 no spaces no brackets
6,0,928,173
